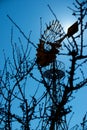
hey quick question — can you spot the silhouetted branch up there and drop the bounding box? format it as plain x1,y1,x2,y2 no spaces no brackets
7,15,37,49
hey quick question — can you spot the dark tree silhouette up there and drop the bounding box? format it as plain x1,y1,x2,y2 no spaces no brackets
0,0,87,130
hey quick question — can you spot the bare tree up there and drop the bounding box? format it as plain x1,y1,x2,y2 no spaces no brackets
0,25,37,129
35,0,87,129
0,0,87,130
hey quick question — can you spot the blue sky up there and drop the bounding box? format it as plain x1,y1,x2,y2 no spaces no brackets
0,0,78,69
0,0,87,129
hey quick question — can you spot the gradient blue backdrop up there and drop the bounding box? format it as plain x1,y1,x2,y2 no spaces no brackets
0,0,87,129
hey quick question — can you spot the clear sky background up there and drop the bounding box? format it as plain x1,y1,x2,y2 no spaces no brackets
0,0,87,129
